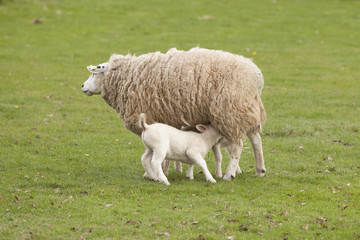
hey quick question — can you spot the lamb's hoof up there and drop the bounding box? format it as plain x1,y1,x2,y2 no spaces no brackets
208,178,217,183
144,172,159,181
255,171,265,177
186,172,194,180
161,180,170,185
236,169,242,175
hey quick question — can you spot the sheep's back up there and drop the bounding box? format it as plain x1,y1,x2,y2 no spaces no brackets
102,48,265,141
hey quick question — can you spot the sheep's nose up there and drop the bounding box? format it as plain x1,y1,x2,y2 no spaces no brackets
82,84,84,88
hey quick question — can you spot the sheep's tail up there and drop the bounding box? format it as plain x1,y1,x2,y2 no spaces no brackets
139,113,149,130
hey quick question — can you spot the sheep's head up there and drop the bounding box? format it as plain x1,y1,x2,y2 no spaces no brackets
82,63,109,96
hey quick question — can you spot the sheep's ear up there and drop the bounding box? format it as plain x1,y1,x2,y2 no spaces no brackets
87,63,109,73
195,124,207,133
87,65,97,73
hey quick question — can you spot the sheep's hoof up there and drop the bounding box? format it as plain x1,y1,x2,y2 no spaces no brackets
143,172,150,178
255,172,265,177
255,167,266,177
223,174,233,181
236,167,242,175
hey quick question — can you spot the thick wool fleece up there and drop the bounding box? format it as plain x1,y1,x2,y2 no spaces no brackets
101,47,266,142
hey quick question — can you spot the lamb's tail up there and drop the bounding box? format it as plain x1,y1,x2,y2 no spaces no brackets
139,113,149,130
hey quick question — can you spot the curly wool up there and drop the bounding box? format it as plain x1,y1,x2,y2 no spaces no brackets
101,47,266,142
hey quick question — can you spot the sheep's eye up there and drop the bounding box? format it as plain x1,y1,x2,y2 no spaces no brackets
97,66,101,69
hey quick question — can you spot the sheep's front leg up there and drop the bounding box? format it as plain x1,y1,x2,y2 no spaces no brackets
151,150,170,185
223,141,243,180
247,132,266,177
186,150,216,183
229,140,243,175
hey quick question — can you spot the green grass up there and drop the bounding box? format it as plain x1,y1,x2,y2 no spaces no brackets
1,0,360,239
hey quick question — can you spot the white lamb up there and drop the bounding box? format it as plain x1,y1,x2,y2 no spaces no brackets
139,113,221,185
178,126,243,179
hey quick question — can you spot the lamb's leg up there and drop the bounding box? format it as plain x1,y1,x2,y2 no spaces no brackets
151,150,170,185
186,164,194,180
223,141,243,180
212,144,223,178
247,131,266,177
187,150,216,183
141,148,159,181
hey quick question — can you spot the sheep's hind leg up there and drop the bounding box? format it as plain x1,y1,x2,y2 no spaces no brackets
223,141,243,180
212,144,223,178
162,160,182,177
162,160,170,176
232,140,243,174
151,150,170,185
174,161,182,173
187,150,216,183
247,131,266,177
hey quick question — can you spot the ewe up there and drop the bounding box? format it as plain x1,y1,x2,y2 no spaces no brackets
82,47,266,179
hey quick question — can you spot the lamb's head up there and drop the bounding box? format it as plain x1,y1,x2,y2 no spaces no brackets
195,124,222,143
82,63,109,96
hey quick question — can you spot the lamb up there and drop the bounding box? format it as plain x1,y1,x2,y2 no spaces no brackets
180,126,243,178
81,47,266,179
139,113,221,185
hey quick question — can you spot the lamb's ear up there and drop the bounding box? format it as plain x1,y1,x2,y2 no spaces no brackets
87,63,109,73
195,124,207,133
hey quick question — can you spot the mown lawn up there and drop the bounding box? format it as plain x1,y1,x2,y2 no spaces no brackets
1,0,359,239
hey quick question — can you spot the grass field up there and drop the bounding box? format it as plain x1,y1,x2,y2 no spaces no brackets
1,0,360,239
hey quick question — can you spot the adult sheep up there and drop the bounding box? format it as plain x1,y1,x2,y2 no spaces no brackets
81,47,266,179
